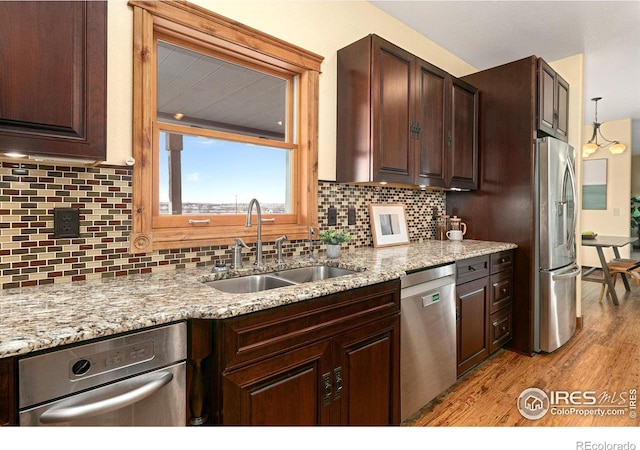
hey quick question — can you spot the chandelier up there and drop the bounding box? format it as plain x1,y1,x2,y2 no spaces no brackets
582,97,626,157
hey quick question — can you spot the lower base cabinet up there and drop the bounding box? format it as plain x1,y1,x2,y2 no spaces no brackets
213,280,401,425
456,275,490,376
0,357,17,426
456,250,514,376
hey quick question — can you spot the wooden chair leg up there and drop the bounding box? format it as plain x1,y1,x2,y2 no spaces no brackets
599,283,606,302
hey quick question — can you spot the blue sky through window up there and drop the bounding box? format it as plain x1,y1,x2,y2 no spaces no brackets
158,132,289,210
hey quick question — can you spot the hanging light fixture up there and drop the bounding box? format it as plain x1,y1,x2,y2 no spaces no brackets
583,97,627,157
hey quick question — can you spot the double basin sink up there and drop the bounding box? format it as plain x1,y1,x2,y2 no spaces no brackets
203,265,359,294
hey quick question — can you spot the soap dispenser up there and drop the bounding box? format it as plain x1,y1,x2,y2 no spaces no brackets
232,237,250,269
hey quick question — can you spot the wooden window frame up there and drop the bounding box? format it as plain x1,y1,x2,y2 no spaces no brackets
129,1,323,254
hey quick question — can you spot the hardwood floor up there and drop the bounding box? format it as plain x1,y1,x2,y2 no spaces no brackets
405,280,640,427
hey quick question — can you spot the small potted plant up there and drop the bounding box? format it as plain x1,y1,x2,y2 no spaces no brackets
319,229,352,259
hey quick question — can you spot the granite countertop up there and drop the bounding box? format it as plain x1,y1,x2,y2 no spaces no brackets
0,239,516,359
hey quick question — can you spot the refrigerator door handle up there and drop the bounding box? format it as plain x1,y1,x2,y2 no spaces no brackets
552,265,581,280
565,150,578,257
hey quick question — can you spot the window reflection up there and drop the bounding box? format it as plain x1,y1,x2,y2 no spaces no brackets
157,41,288,141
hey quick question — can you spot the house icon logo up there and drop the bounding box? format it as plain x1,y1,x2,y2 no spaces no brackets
517,388,550,420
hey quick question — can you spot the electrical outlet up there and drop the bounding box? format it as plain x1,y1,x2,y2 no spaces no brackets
348,207,356,225
327,207,337,226
53,208,80,238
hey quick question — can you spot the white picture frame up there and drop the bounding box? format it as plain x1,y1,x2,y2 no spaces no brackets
369,203,410,248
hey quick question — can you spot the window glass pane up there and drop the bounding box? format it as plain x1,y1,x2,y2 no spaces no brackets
158,131,291,215
157,40,288,142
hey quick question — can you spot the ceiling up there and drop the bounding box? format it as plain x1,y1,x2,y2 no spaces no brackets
369,0,640,154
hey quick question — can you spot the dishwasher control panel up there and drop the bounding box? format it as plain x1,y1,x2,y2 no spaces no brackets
69,339,154,380
19,322,186,409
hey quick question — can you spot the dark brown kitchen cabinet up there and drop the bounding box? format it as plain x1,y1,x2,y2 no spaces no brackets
0,1,107,161
447,78,479,189
451,56,567,355
456,256,490,376
489,251,514,353
456,250,514,376
336,34,478,190
0,357,17,426
537,58,569,142
213,280,401,425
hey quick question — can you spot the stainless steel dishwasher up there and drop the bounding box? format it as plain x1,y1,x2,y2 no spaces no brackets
401,262,457,422
19,322,187,426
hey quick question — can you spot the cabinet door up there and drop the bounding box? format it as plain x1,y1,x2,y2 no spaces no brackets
448,78,479,190
555,74,570,140
0,357,17,426
456,277,490,376
333,316,400,425
0,1,106,160
371,37,415,184
537,59,569,142
415,59,448,188
221,340,332,425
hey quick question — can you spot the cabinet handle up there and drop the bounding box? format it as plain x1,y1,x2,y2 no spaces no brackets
322,372,332,406
468,266,476,272
410,121,417,139
501,288,508,294
188,219,211,224
334,367,343,400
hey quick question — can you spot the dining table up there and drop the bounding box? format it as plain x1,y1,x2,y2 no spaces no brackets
581,235,639,305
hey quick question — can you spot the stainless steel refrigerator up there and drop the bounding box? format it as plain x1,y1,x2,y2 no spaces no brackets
534,137,580,353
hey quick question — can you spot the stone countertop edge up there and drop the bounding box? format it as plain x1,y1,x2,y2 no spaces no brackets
0,239,517,359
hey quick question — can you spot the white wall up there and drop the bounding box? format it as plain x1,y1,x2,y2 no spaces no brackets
105,0,477,180
580,119,633,267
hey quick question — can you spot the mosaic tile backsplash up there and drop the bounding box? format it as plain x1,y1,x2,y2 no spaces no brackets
0,161,445,289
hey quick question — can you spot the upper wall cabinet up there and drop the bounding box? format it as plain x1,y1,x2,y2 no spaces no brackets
0,1,107,161
336,34,478,190
537,58,569,142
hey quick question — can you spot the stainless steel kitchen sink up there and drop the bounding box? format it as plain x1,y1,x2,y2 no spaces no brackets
203,265,359,293
203,274,295,293
274,266,357,283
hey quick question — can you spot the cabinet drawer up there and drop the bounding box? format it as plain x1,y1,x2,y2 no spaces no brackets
217,280,400,370
489,307,512,353
490,268,513,313
490,250,514,274
456,255,490,285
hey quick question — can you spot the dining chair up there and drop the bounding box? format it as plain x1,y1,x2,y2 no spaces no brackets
598,258,640,302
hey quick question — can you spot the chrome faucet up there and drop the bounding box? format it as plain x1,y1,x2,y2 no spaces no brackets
275,235,288,265
308,226,316,260
246,198,263,267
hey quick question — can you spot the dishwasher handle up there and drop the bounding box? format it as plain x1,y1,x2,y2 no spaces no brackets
39,370,173,424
